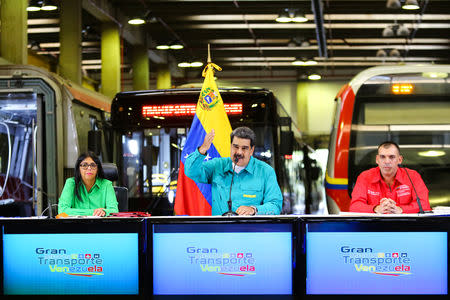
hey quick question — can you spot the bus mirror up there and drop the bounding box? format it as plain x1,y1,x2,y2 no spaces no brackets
88,130,102,156
280,131,293,156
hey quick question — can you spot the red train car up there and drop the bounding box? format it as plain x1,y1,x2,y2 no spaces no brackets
326,65,450,213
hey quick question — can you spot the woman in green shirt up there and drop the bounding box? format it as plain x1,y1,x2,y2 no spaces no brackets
58,152,119,216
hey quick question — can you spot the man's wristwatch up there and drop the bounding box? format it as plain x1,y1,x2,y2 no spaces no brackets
250,206,258,215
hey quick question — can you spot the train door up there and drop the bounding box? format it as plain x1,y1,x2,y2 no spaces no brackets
0,92,43,216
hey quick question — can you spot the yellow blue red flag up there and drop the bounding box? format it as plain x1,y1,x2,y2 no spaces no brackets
174,62,232,215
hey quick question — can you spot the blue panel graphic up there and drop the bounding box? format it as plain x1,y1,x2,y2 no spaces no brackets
153,230,292,295
3,233,139,295
306,232,447,295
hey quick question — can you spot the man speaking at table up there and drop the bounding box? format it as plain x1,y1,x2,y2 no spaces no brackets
350,141,431,214
185,126,282,216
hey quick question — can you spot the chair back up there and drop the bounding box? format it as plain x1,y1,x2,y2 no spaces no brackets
102,163,118,181
114,186,129,212
102,163,128,212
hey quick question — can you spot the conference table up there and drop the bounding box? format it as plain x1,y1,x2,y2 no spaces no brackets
1,214,449,299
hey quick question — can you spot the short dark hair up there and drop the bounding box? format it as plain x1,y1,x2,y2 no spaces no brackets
230,126,256,147
378,141,401,154
74,151,105,201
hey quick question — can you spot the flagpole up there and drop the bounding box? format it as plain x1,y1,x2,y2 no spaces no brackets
207,44,211,63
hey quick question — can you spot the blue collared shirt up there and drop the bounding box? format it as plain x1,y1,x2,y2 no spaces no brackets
185,149,283,215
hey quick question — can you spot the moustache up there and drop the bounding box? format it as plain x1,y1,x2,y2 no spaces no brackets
233,154,243,162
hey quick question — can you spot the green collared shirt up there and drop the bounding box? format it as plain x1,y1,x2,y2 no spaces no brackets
185,149,283,215
58,177,118,216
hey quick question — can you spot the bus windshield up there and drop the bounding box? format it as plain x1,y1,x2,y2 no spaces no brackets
349,73,450,207
112,88,321,215
113,89,283,213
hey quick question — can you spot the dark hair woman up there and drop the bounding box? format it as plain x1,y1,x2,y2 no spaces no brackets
58,151,118,216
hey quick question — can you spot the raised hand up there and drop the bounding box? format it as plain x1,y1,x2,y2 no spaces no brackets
199,129,215,155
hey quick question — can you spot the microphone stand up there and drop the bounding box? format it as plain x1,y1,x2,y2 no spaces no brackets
222,156,239,216
400,165,426,214
38,187,55,218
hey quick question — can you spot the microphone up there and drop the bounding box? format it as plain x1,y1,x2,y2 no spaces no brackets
37,187,55,218
222,155,240,216
40,204,59,218
398,164,430,214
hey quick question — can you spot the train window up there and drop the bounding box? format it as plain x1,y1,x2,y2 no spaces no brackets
89,116,99,130
363,102,450,125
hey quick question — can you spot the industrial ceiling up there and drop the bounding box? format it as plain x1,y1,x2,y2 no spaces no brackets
27,0,450,84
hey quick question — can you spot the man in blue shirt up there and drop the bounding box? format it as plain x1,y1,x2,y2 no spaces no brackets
185,126,283,215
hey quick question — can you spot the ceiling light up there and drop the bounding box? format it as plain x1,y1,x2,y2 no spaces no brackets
292,58,317,66
28,41,40,51
382,26,395,37
27,6,41,12
292,60,305,66
304,60,318,66
178,61,204,68
418,150,445,157
275,11,291,23
300,40,310,47
396,24,410,36
156,45,170,50
190,61,203,67
287,39,297,47
376,49,387,57
276,9,308,23
422,72,448,79
402,0,420,10
27,0,41,11
389,49,401,57
128,17,146,25
386,0,401,9
41,0,57,11
178,62,191,68
169,42,184,50
292,11,308,23
308,74,321,80
288,37,310,47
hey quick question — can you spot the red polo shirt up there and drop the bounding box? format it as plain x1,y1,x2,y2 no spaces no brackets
350,166,431,213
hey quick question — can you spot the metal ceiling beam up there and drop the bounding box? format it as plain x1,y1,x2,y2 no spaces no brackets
212,45,450,50
179,14,450,21
181,23,450,29
311,0,327,58
27,0,449,79
221,56,444,62
224,61,431,67
207,38,450,44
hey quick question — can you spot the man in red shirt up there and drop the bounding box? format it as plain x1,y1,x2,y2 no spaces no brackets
350,141,431,214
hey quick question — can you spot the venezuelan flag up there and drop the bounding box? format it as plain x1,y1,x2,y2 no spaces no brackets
174,62,232,215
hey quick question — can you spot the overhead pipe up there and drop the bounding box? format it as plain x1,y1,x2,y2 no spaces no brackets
311,0,328,58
